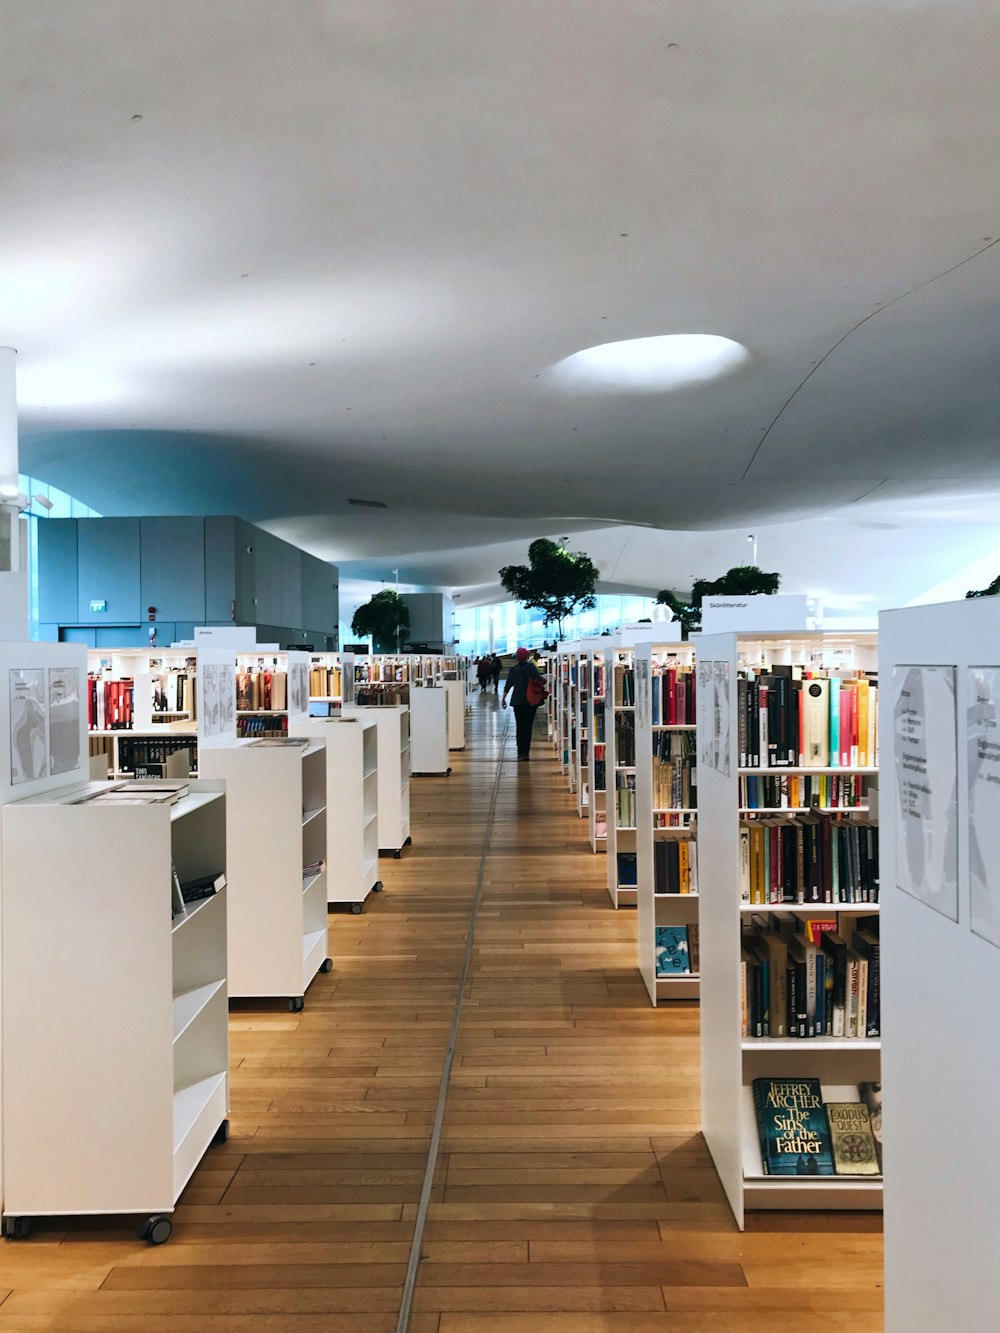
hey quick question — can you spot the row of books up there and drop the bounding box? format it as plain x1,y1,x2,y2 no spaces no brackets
614,664,635,707
237,670,287,712
737,669,878,769
653,731,696,810
740,772,867,810
88,677,133,731
593,710,605,744
753,1078,882,1176
650,664,696,726
117,736,196,775
355,685,407,706
593,662,606,698
354,662,409,683
237,715,289,739
741,914,880,1038
309,665,342,699
655,923,700,976
614,714,635,767
592,756,606,792
654,836,698,894
740,814,879,905
152,670,193,715
615,771,636,828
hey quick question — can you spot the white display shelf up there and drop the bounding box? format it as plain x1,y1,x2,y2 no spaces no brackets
295,715,382,910
342,705,411,856
410,686,450,775
696,629,881,1229
199,742,329,1008
2,778,229,1235
444,679,466,750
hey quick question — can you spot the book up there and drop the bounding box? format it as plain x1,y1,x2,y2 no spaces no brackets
826,1101,880,1175
858,1081,883,1171
655,925,690,975
752,1077,834,1176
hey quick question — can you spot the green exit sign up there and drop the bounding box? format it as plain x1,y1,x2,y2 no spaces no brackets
90,600,107,613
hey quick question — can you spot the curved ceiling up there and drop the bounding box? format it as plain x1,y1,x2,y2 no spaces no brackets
5,1,1000,605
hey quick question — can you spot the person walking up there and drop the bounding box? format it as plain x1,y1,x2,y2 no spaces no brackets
501,648,544,761
476,655,491,693
489,653,502,694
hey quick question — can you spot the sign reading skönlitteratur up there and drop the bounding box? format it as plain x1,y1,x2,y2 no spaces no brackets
893,665,958,921
967,667,1000,949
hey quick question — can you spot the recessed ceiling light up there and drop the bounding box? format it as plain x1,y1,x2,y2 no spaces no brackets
548,333,749,393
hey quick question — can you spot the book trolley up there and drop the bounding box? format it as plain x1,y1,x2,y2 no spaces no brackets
342,702,412,857
695,630,881,1226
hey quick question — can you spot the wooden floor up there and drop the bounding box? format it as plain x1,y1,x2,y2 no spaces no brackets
0,697,883,1330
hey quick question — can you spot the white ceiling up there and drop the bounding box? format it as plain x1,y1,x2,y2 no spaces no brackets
5,1,1000,608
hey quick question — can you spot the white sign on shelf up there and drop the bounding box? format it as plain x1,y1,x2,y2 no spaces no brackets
10,667,47,785
701,594,808,635
893,664,959,921
697,660,731,777
48,667,81,777
967,667,1000,949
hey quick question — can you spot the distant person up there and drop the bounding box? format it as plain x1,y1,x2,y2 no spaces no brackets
502,648,544,761
476,655,491,693
529,647,543,667
489,653,502,694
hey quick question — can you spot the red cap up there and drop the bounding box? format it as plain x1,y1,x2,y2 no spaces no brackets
515,648,530,661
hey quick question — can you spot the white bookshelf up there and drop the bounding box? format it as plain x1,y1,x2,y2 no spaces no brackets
234,649,311,739
635,641,699,1004
605,646,636,908
695,629,881,1228
879,599,1000,1332
296,714,382,913
545,653,558,744
557,649,573,777
342,703,411,856
1,778,228,1242
443,679,466,751
586,646,609,853
308,652,343,707
410,685,450,776
199,739,330,1009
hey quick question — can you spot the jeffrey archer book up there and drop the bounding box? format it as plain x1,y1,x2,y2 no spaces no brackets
752,1077,834,1176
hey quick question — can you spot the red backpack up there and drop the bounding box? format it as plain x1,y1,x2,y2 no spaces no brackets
525,673,548,706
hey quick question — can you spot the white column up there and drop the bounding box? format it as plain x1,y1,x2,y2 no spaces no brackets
0,348,28,639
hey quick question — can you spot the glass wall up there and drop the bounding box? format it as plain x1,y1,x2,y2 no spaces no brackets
19,473,102,639
455,593,660,656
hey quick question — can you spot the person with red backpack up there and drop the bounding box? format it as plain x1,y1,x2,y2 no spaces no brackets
501,648,547,761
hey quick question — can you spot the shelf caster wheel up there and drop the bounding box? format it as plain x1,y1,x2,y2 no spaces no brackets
141,1214,172,1246
446,767,453,776
288,996,305,1013
373,881,384,893
404,836,412,847
3,1217,30,1240
393,849,402,859
212,1118,230,1146
350,902,364,915
320,957,334,972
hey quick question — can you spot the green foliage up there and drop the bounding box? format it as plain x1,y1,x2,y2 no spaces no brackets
966,575,1000,599
499,538,599,640
351,589,410,653
656,565,781,638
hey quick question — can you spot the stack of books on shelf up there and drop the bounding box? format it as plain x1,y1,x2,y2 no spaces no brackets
654,838,698,894
753,1077,882,1177
614,663,635,706
614,713,635,766
355,684,407,706
738,668,877,769
655,923,700,976
239,716,291,739
88,677,133,730
740,913,880,1039
593,661,606,698
152,668,194,715
739,815,879,905
593,744,606,792
617,851,637,886
309,664,342,698
740,772,866,810
237,670,287,711
118,735,196,775
653,731,696,809
615,771,636,828
651,664,696,725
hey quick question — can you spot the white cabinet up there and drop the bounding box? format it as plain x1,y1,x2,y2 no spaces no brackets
443,680,466,750
342,705,411,856
409,686,449,775
1,780,228,1239
199,741,330,1007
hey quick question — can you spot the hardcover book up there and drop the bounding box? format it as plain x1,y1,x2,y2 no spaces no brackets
858,1081,883,1171
752,1077,834,1176
655,926,690,975
826,1102,881,1176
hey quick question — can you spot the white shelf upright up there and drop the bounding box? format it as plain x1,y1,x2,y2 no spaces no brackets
2,778,229,1243
635,640,699,1003
695,629,881,1227
410,685,450,776
342,703,412,857
443,679,466,751
296,713,382,913
605,644,635,908
586,644,609,853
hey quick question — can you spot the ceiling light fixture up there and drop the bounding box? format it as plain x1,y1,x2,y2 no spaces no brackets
548,333,748,393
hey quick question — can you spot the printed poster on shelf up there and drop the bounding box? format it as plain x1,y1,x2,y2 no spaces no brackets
10,668,47,785
696,660,730,776
893,665,958,921
202,663,221,739
48,667,81,777
220,663,236,734
636,655,650,733
967,667,1000,949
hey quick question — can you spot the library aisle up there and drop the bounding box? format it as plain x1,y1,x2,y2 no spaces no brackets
0,698,883,1332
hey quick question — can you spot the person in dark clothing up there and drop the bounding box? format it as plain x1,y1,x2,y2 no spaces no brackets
501,648,543,760
489,654,502,693
476,656,491,692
